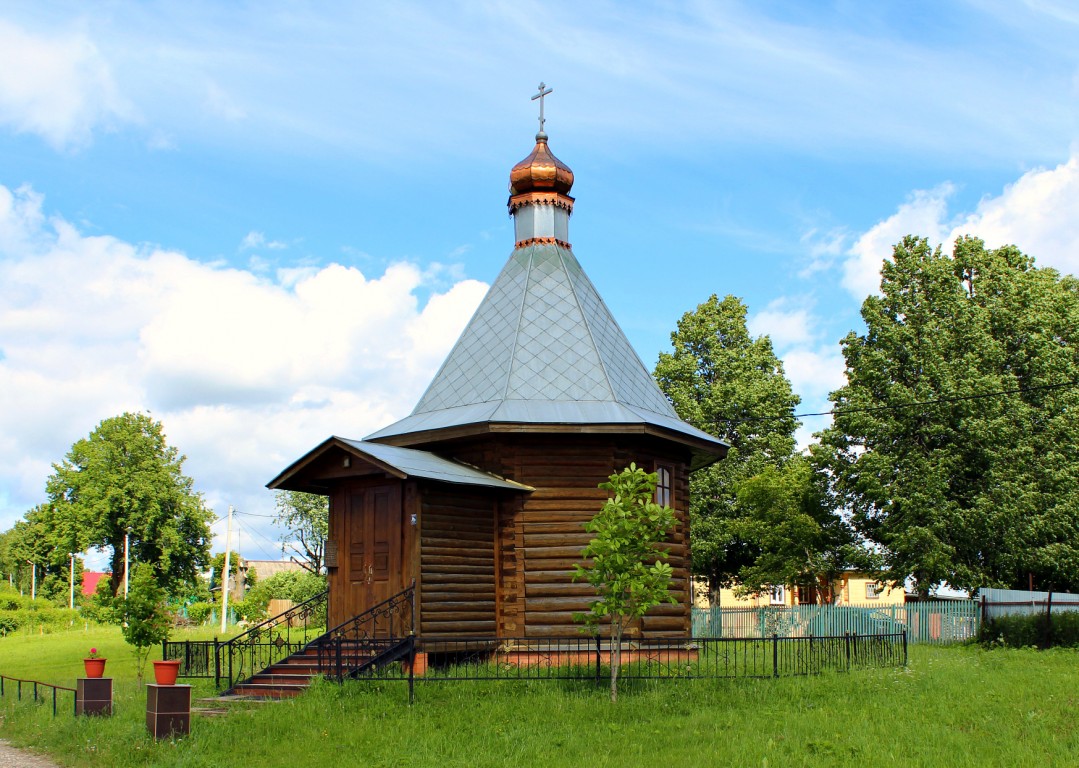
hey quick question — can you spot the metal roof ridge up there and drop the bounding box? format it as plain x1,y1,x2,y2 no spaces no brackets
555,245,618,400
501,244,535,401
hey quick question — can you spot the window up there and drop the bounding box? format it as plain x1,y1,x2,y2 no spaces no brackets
770,585,786,605
865,582,881,600
655,465,673,507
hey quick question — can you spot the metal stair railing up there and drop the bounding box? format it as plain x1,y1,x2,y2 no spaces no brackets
218,589,327,691
312,582,415,684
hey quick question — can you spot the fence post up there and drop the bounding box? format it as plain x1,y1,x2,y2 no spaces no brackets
407,633,415,706
595,634,602,685
213,637,220,689
772,633,779,678
902,628,908,666
844,632,851,670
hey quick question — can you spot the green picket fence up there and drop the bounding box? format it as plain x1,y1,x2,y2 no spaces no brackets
692,601,978,645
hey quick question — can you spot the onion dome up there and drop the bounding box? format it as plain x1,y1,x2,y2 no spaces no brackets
509,132,574,196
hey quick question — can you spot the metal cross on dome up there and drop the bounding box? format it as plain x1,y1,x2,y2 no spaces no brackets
532,82,552,133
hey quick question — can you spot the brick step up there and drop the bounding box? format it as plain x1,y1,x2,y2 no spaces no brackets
231,683,309,699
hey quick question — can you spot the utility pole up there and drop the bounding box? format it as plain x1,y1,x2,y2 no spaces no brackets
220,505,233,633
68,553,75,610
26,560,35,601
124,528,131,599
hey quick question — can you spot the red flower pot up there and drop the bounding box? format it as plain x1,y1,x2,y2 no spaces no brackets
83,658,107,678
152,660,181,685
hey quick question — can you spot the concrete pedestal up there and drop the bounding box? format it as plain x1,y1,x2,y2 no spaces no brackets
76,677,112,716
145,684,191,739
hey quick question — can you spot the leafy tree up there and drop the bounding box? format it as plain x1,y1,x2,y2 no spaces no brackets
572,464,678,703
0,505,83,603
731,456,876,602
209,551,244,582
273,490,329,573
817,236,1079,594
45,413,214,597
121,564,172,684
654,295,800,601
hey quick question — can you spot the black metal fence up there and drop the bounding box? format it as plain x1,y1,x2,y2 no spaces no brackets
401,631,906,683
0,674,76,716
313,585,415,682
162,589,327,690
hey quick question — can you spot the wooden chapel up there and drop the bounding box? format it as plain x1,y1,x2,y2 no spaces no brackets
268,108,727,641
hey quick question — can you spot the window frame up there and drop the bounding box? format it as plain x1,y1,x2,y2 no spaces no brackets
654,463,673,508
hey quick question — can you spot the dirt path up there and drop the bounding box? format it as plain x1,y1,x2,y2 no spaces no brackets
0,739,60,767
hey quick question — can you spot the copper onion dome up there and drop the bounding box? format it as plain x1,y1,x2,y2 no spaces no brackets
509,132,574,196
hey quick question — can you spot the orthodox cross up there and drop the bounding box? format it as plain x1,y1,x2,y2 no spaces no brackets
532,82,552,133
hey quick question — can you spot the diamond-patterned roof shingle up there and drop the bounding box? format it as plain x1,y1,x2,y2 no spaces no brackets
367,244,726,461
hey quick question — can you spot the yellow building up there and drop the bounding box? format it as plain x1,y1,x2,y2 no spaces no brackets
694,572,904,609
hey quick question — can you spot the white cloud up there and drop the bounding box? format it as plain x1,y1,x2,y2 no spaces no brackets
240,231,286,251
749,298,816,349
0,183,488,542
841,184,955,299
949,154,1079,274
841,152,1079,300
0,20,136,149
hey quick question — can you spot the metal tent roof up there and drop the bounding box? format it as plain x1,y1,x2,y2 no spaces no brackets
367,243,727,464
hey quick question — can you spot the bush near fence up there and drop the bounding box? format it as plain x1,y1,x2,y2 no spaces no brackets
980,611,1079,649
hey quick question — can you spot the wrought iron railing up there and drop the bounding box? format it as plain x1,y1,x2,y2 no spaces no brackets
313,583,415,684
0,673,76,716
162,638,216,678
215,590,328,691
408,631,906,681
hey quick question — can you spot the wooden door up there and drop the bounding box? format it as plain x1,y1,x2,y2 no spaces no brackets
345,483,403,624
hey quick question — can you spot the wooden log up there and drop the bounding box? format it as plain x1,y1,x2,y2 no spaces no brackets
524,533,595,547
522,545,589,559
420,572,495,584
421,620,497,633
420,610,494,622
422,560,494,572
422,546,495,558
420,537,494,547
526,596,600,611
420,554,493,567
524,612,590,625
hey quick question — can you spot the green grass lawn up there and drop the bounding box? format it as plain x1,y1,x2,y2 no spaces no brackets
2,627,1077,767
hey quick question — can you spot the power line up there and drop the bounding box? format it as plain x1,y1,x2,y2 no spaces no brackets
730,379,1079,423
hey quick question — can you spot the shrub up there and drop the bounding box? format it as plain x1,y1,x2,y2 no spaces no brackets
121,565,172,682
981,610,1079,649
185,601,213,625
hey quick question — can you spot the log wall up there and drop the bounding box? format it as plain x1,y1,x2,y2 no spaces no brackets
443,435,693,639
418,486,497,637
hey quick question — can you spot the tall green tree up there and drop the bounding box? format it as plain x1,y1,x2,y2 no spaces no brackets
817,236,1079,594
45,412,214,596
0,504,82,602
273,490,329,573
654,295,800,601
572,464,678,703
732,456,876,602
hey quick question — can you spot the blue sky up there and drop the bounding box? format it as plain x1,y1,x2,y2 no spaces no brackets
2,1,1078,567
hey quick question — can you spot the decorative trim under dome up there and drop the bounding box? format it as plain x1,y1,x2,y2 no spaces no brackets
508,191,574,215
514,236,571,249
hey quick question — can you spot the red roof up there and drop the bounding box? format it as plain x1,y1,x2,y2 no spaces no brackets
82,571,110,597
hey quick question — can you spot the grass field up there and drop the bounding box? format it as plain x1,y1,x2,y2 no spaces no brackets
1,626,1077,767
